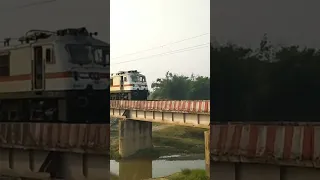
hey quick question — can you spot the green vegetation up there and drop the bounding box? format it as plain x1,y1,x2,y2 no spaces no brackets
110,173,119,180
150,169,208,180
128,148,161,159
168,169,208,180
110,124,206,159
110,130,121,159
150,72,209,100
152,126,206,156
211,34,320,121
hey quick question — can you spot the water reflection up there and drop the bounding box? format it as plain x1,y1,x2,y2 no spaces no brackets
118,159,152,180
110,158,205,179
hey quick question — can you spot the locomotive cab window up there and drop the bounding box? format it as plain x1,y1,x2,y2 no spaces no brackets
123,76,127,82
0,52,10,76
140,76,146,82
45,48,54,64
66,44,108,65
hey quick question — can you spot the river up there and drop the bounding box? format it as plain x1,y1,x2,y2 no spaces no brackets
110,157,205,180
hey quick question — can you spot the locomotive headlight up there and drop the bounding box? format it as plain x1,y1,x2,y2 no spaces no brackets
90,72,100,80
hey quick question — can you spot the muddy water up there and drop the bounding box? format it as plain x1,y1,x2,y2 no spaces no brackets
110,157,205,180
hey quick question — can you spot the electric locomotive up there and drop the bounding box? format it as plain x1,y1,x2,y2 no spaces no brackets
110,70,149,100
0,27,110,122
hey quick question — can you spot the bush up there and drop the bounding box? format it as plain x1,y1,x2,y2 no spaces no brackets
168,169,208,180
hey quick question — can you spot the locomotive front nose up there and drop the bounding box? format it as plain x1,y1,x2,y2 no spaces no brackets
86,84,93,91
77,97,88,107
89,72,100,80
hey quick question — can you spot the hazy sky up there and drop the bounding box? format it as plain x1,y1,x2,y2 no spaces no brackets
0,0,109,42
0,0,210,88
211,0,320,48
111,0,210,86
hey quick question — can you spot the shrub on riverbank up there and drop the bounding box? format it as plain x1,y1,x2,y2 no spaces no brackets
160,169,208,180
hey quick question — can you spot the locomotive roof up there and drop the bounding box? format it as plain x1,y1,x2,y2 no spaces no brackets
111,70,144,77
0,27,109,51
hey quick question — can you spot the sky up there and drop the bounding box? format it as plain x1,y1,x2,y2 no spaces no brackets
2,0,320,87
111,0,210,86
211,0,320,48
0,0,210,89
0,0,109,42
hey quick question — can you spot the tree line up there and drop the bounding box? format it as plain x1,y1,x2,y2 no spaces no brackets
212,34,320,122
149,34,320,122
149,72,210,100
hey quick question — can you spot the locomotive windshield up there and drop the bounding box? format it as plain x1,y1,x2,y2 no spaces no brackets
131,74,146,82
66,44,109,65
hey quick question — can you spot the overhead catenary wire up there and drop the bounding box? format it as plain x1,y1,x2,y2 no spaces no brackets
0,0,58,13
111,33,210,59
112,42,210,65
16,0,57,9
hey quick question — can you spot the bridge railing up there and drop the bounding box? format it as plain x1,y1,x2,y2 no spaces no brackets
211,123,320,168
0,123,109,154
110,100,210,114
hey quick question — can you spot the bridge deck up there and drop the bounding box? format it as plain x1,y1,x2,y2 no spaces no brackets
0,123,109,154
211,123,320,168
110,100,210,128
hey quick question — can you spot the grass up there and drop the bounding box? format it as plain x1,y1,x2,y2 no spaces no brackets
110,123,206,159
110,173,119,180
152,122,163,126
110,133,121,160
152,126,206,156
149,169,208,180
167,169,209,180
129,148,161,159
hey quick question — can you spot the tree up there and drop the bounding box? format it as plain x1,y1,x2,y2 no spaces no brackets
150,72,210,100
211,34,320,122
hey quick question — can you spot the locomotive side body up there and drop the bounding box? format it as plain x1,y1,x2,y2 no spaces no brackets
110,70,149,100
0,27,110,122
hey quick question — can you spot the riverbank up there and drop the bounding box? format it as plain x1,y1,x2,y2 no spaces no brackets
146,169,208,180
110,173,119,180
110,168,208,180
110,121,207,159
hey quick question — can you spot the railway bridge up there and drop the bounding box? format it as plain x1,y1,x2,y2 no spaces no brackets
0,99,210,180
0,123,110,180
110,100,210,157
211,123,320,180
110,100,211,176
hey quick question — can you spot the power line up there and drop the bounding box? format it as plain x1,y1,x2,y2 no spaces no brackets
111,43,210,65
0,0,58,13
17,0,57,9
111,33,210,59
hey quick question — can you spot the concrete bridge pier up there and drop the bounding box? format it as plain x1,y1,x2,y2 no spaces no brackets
118,119,153,158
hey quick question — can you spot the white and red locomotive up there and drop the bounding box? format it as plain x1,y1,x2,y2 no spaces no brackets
110,70,149,100
0,27,109,122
